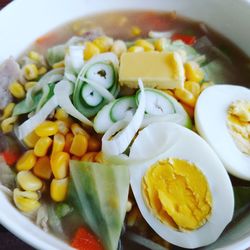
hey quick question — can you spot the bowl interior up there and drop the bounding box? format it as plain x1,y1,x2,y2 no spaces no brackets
0,0,249,249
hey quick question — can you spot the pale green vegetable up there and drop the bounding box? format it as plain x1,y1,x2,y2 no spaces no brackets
68,161,130,250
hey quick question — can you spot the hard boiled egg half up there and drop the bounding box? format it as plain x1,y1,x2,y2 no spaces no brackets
129,122,234,249
195,85,250,180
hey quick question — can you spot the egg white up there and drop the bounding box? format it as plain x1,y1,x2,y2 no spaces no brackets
195,85,250,180
129,122,234,249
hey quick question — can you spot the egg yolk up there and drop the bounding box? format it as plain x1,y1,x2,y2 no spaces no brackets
227,100,250,155
142,158,212,231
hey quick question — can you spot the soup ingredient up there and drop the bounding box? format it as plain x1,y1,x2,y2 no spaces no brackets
94,87,192,133
1,116,18,134
17,171,43,191
71,227,104,250
0,58,20,109
195,85,250,180
102,79,145,156
227,100,250,155
8,82,25,99
54,80,93,126
129,122,234,248
50,177,69,202
70,134,88,157
84,42,100,60
51,152,70,179
0,102,15,121
119,51,184,89
17,95,58,140
184,61,204,83
35,121,58,137
68,161,130,250
33,156,52,180
172,33,196,45
73,53,119,117
16,150,37,171
34,136,53,157
0,155,16,190
13,188,41,213
143,158,212,230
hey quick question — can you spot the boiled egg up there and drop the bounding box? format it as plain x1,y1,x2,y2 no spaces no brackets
129,122,234,249
195,85,250,180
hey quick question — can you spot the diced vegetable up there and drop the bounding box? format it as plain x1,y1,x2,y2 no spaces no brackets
172,33,197,45
68,161,130,250
71,227,104,250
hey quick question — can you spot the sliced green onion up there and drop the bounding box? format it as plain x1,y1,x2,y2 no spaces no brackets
54,80,93,126
86,63,114,89
102,79,145,156
110,96,136,122
81,84,103,107
136,88,175,115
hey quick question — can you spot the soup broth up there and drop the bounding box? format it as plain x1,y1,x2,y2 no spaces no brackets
1,10,249,250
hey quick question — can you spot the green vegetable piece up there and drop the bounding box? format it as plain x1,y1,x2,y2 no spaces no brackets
47,45,65,66
73,62,119,118
13,92,42,116
55,203,73,219
68,161,130,250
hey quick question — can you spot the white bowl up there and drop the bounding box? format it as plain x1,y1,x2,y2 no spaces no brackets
0,0,249,249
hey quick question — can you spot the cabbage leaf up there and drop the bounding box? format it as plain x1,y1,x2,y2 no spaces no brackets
68,160,130,250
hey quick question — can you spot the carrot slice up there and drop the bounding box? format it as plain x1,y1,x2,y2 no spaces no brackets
71,227,104,250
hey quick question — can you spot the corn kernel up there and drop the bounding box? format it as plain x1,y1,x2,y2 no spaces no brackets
0,102,15,120
16,150,37,171
70,134,88,157
174,88,196,108
34,137,52,157
135,39,154,51
71,123,90,139
81,152,97,162
94,152,103,163
23,131,40,148
64,133,74,153
84,42,100,60
52,133,65,155
38,67,47,75
201,82,214,92
50,178,69,202
55,108,69,121
52,60,65,69
24,81,37,91
128,46,144,53
35,121,58,137
111,40,127,58
88,137,101,152
51,152,70,179
154,38,167,52
13,188,40,213
28,51,41,62
17,171,43,191
8,82,25,99
161,89,174,97
33,156,52,180
23,64,39,80
1,116,17,133
184,81,201,97
131,26,141,36
184,61,204,83
93,36,114,53
55,120,69,135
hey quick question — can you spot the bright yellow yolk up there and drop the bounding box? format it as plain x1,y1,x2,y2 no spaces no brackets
227,100,250,155
142,158,212,231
